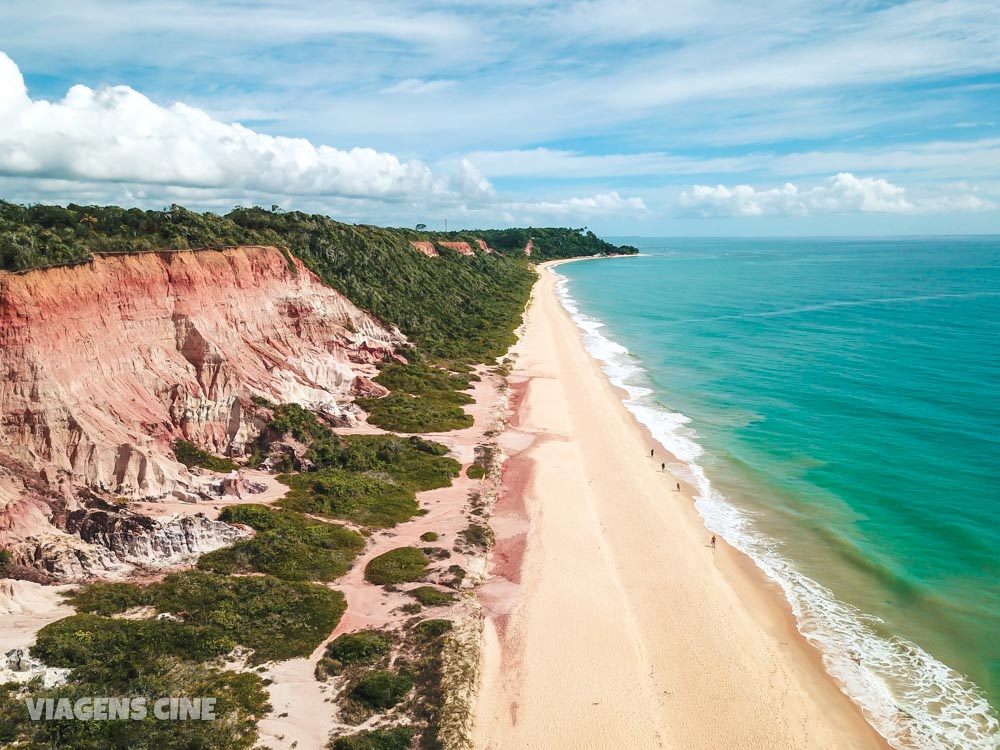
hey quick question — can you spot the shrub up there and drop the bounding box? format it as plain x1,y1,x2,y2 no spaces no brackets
407,587,455,606
69,571,347,663
349,671,413,710
419,531,438,543
412,619,453,641
197,506,364,581
325,631,392,666
466,464,486,479
330,727,415,750
306,434,459,491
461,523,494,549
33,615,235,682
268,403,331,443
364,548,429,586
278,470,419,528
172,439,237,472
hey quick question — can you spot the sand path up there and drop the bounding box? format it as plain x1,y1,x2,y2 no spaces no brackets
474,261,887,750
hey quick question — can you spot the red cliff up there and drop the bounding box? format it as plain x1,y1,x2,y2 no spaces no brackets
0,246,404,502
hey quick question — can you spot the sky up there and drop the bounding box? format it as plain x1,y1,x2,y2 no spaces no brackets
1,0,1000,235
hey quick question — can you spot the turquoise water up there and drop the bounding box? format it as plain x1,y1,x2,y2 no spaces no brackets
555,238,1000,750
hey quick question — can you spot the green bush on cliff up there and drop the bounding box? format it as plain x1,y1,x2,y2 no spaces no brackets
197,505,365,581
267,402,332,442
171,439,238,472
364,547,429,585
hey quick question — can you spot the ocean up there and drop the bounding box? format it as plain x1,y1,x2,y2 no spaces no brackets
553,237,1000,750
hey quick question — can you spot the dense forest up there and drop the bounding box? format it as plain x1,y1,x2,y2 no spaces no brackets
0,201,636,360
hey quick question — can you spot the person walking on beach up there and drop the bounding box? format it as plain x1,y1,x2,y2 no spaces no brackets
676,482,681,492
650,448,654,457
710,535,716,548
661,462,665,472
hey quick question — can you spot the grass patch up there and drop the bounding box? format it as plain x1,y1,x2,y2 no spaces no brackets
69,571,346,663
465,464,486,479
357,363,475,433
407,587,455,606
197,505,364,581
419,531,438,543
364,548,429,586
278,469,419,528
349,670,413,710
330,726,415,750
277,435,459,528
172,439,237,473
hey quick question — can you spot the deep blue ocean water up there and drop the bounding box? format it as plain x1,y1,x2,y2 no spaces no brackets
555,237,1000,749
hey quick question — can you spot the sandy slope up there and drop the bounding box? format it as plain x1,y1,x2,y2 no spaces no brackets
474,261,888,750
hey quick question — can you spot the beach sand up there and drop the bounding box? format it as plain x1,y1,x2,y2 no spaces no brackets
473,259,888,750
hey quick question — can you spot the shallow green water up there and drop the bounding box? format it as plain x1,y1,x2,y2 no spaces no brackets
556,238,1000,749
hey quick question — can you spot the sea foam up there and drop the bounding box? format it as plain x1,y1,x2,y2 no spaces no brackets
551,267,1000,750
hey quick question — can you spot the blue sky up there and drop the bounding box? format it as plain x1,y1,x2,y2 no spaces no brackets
1,0,1000,234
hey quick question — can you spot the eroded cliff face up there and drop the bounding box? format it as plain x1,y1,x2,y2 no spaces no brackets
0,246,404,502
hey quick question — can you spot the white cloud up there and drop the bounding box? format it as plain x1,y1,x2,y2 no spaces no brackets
381,78,456,95
0,52,474,202
678,173,994,217
500,191,648,218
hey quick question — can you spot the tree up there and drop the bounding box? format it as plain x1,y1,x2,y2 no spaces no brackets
415,223,427,230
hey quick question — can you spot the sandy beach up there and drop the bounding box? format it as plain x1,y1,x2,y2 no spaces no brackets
474,259,888,750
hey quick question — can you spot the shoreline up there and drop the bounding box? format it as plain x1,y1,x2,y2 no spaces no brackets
473,257,888,749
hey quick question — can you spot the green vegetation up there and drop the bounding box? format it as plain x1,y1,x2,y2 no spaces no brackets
364,548,429,585
326,631,393,666
419,531,438,543
330,726,415,750
0,613,270,749
279,434,459,528
460,522,494,549
68,571,346,663
33,614,235,676
0,203,634,364
408,586,456,606
0,548,11,571
466,464,486,479
267,402,332,443
171,438,238,472
358,363,475,433
476,226,632,260
279,470,419,528
349,670,414,710
412,619,454,640
197,505,365,581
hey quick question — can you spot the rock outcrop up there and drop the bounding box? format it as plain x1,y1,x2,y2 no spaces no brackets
0,246,405,501
438,241,475,256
